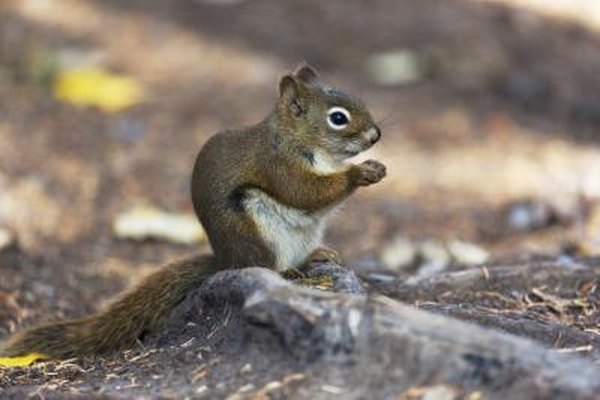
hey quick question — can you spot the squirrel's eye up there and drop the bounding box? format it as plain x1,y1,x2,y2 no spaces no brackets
327,107,351,130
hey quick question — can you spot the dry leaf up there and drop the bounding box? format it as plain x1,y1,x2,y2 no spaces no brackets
54,67,143,112
0,352,48,368
113,205,206,244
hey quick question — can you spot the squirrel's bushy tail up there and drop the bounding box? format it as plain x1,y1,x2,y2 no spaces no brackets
0,254,220,360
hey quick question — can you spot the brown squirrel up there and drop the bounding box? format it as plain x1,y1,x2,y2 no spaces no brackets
0,64,385,360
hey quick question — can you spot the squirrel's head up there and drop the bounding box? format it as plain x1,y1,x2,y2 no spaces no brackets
276,64,381,159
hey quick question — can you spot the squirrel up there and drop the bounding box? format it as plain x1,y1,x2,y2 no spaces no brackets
0,64,386,361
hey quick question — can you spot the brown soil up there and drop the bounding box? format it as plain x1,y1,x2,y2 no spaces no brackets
1,0,599,398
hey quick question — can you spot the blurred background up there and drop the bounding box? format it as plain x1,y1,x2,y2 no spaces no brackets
0,0,599,333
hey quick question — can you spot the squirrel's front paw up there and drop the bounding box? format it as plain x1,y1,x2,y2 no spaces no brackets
353,160,386,186
306,246,342,266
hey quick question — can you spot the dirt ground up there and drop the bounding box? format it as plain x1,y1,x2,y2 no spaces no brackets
0,0,599,398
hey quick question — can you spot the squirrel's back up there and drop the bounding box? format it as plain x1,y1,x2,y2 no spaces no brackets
191,125,282,270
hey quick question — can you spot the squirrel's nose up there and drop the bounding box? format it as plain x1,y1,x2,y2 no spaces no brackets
366,126,381,145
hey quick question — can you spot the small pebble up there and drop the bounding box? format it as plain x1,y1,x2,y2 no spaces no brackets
321,384,345,394
111,117,145,142
408,261,448,284
448,240,490,265
422,385,458,400
419,239,450,268
380,236,417,271
365,272,397,283
578,202,600,256
196,385,208,394
239,363,252,375
505,200,551,231
366,49,426,86
0,228,14,251
238,383,255,393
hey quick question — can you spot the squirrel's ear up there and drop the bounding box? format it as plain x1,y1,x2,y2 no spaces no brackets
279,75,299,100
294,63,319,85
278,75,305,117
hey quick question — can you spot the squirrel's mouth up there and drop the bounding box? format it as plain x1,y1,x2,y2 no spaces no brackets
343,149,360,157
341,137,373,158
338,127,381,159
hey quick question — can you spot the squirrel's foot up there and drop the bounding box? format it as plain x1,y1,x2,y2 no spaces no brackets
299,248,365,294
281,246,341,281
352,159,387,186
303,246,342,269
281,268,306,280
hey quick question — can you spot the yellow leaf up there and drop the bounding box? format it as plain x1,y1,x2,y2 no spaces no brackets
54,67,144,113
0,352,48,368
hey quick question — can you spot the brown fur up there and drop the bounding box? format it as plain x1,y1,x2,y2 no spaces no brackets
1,255,221,358
1,64,385,359
192,64,385,268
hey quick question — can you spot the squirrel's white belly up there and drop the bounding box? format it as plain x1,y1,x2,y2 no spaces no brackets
243,189,331,271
